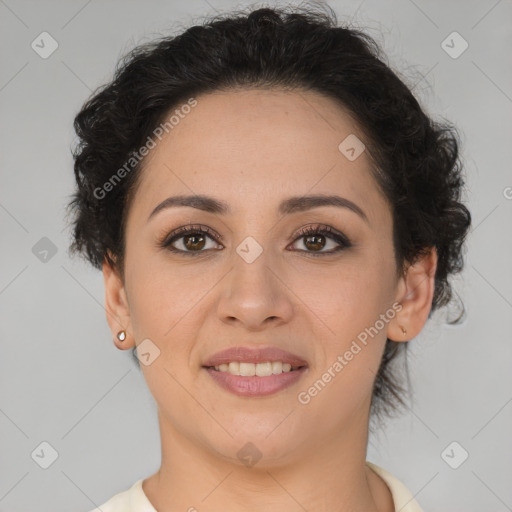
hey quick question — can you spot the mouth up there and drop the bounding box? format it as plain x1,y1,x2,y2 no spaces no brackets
202,365,308,397
201,345,309,397
203,361,306,376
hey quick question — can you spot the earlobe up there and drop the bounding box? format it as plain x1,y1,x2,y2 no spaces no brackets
102,257,134,350
387,312,409,342
388,247,438,342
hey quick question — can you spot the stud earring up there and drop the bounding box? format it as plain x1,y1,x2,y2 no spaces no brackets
400,325,407,336
117,330,127,342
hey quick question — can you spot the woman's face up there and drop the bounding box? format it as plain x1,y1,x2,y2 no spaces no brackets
106,88,415,465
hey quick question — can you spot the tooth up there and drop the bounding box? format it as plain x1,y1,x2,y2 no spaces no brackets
272,361,283,374
239,362,256,376
214,361,298,375
255,362,273,377
228,362,240,375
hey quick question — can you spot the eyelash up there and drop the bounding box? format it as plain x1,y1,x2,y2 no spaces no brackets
159,224,352,257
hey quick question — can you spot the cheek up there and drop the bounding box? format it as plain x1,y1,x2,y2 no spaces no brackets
126,256,216,375
291,255,395,405
127,251,198,333
127,266,198,398
295,275,390,418
292,257,393,340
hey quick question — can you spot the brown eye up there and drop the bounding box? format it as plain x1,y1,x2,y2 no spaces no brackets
161,225,221,255
182,233,207,251
160,224,351,257
290,225,352,256
302,233,327,252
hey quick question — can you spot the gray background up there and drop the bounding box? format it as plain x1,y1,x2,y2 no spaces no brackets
1,0,511,510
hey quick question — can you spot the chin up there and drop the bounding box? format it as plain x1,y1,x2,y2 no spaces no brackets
202,417,310,467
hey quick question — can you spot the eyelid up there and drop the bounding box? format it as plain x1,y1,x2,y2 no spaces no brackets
292,224,351,246
159,224,221,247
159,223,352,254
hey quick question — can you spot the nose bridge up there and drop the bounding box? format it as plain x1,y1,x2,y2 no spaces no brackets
229,212,278,281
230,236,279,299
217,235,294,327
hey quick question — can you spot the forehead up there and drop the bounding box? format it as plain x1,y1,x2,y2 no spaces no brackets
127,88,388,225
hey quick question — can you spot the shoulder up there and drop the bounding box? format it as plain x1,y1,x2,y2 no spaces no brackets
85,485,132,512
84,478,155,512
366,461,425,512
84,467,422,512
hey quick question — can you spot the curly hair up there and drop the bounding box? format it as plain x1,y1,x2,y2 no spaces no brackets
65,3,471,425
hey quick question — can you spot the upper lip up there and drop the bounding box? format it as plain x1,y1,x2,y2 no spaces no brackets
202,346,308,368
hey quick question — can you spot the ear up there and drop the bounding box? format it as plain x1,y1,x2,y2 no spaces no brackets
102,256,134,350
388,246,438,342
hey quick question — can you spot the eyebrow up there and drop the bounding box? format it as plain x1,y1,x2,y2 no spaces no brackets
147,194,369,224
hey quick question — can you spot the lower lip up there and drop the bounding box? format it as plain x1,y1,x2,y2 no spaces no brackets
203,367,308,397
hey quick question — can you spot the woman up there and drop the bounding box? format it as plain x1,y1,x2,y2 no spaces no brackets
67,4,471,511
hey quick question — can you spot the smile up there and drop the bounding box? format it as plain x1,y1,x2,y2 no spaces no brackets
207,361,303,376
203,365,308,397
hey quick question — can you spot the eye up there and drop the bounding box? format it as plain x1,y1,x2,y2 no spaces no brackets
288,224,352,256
160,225,221,255
159,223,352,256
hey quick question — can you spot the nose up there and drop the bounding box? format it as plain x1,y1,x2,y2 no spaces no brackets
216,248,295,331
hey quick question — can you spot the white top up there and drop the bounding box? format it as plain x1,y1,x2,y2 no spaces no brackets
87,461,423,512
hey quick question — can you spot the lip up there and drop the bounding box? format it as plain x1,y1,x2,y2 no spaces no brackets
204,366,308,397
202,346,309,368
202,346,309,398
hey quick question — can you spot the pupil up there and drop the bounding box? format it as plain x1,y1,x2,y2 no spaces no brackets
185,234,205,250
305,234,325,251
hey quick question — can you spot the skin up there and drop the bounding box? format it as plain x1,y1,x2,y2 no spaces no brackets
103,88,437,512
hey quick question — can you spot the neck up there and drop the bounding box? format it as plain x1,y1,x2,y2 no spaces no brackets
142,404,394,512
